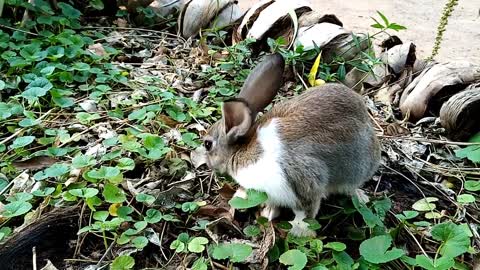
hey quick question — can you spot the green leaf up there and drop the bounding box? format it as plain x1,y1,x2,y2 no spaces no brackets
376,11,390,27
395,210,419,221
117,206,134,219
360,235,405,264
21,87,48,102
117,158,135,171
181,202,199,213
431,222,471,258
0,227,12,241
352,195,382,228
27,77,53,91
90,0,105,10
72,155,97,168
279,249,307,270
415,255,454,270
128,108,147,121
33,163,70,180
76,112,100,124
228,189,268,209
8,192,33,202
333,251,354,268
388,23,407,31
53,96,75,108
305,218,321,231
19,118,40,127
136,193,155,205
145,209,162,223
170,239,186,253
181,132,200,148
69,188,99,198
40,66,56,76
243,225,261,237
465,180,480,191
117,233,131,245
87,166,121,182
103,183,126,203
212,243,253,263
2,201,32,218
310,239,323,254
58,2,82,19
11,136,35,149
425,212,443,219
457,194,475,204
191,257,208,270
32,187,55,197
132,236,149,249
110,255,135,270
455,145,480,163
412,197,438,212
325,242,346,252
187,237,209,253
47,46,65,59
93,211,109,222
101,149,122,161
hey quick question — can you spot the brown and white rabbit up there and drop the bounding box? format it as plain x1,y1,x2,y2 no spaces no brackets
203,53,381,237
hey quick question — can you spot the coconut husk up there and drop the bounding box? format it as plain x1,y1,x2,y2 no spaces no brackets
381,42,416,75
233,0,274,43
295,22,349,51
380,35,403,51
400,61,480,121
321,33,370,64
148,0,185,17
440,86,480,141
208,2,244,30
243,0,311,41
298,11,343,28
343,64,389,93
178,0,233,38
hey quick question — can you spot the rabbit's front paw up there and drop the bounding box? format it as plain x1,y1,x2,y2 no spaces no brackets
289,220,316,237
260,204,280,221
289,210,316,237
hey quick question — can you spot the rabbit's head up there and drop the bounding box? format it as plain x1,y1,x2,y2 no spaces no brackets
203,53,285,174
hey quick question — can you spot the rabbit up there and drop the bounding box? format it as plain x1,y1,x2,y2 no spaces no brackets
202,53,381,237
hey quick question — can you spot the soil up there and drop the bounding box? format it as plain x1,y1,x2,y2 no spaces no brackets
238,0,480,63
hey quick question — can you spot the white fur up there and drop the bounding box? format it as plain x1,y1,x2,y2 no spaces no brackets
290,210,316,237
232,119,297,209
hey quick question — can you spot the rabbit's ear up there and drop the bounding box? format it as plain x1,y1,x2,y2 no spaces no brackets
238,53,285,116
222,99,253,144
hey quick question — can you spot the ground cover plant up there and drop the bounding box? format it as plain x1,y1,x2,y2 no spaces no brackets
0,1,478,269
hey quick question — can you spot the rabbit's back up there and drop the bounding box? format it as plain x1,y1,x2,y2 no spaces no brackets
258,83,380,202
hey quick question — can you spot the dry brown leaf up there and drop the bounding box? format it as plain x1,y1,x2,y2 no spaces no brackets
218,183,236,200
88,43,107,57
11,156,57,170
196,205,233,220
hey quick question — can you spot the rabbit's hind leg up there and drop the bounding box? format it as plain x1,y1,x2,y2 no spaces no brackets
289,199,321,237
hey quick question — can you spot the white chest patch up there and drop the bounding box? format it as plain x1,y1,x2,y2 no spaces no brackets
232,119,297,208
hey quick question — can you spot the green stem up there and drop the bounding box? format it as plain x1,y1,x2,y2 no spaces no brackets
428,0,459,60
0,0,4,17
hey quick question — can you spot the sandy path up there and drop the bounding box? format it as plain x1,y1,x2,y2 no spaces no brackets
238,0,480,63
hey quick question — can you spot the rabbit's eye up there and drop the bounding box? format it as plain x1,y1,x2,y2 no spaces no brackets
204,140,213,151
